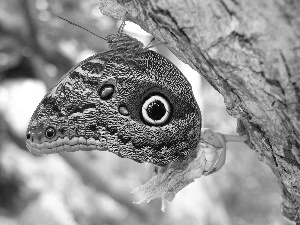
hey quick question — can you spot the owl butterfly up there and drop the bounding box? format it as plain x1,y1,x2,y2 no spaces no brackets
26,20,202,166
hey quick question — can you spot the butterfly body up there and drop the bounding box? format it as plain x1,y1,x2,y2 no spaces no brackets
26,32,201,166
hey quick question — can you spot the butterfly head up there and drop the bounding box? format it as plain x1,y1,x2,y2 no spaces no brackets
106,33,144,57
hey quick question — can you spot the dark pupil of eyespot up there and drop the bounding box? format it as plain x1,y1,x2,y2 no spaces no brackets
99,84,114,100
146,100,166,120
46,128,55,138
26,133,30,139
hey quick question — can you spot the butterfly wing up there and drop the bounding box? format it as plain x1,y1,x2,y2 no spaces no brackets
26,49,201,166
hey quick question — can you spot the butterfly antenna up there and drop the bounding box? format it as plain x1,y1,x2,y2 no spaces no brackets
58,16,107,41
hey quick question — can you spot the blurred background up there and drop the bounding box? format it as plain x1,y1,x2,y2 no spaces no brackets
0,0,294,224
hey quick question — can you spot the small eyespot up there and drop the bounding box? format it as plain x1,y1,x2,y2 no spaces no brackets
119,105,130,116
26,133,30,140
98,84,114,100
45,127,56,139
141,95,171,126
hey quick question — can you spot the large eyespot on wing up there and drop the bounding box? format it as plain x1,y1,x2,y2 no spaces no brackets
141,94,171,126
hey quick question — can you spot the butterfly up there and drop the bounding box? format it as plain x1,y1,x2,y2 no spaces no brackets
25,20,202,166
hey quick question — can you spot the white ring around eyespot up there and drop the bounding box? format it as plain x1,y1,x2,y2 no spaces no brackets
142,95,170,125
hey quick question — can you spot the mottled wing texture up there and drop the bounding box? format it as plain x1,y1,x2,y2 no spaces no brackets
26,42,201,166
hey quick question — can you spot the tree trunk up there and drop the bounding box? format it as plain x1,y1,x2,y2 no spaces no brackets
99,0,300,222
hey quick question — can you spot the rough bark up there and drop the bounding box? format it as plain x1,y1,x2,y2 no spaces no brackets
99,0,300,222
